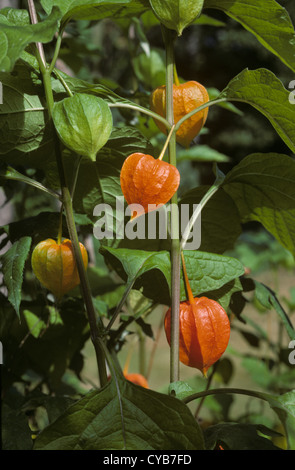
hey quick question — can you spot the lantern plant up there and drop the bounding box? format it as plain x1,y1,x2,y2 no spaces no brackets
1,0,295,452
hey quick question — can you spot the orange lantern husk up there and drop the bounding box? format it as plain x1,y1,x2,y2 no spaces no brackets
124,372,149,389
120,152,180,220
164,253,231,376
31,238,88,299
150,81,209,148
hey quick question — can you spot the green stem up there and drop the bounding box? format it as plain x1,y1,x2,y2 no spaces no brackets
182,387,269,405
180,166,225,250
53,68,74,97
108,102,170,130
175,97,227,133
163,27,180,384
28,0,108,387
2,166,61,200
48,33,63,75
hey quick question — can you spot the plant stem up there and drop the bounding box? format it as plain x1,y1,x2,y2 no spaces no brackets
48,33,63,74
28,0,108,387
108,102,170,130
182,387,269,405
175,98,227,133
158,124,175,161
163,27,181,384
180,167,225,250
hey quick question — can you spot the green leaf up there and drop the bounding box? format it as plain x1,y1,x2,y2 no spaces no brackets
204,422,281,450
52,93,113,161
101,246,245,305
253,280,295,340
132,48,166,90
149,0,204,36
223,153,295,257
0,7,30,26
0,236,31,317
204,0,295,73
34,375,205,450
0,6,61,72
0,62,52,165
100,246,171,304
263,390,295,450
219,68,295,154
177,145,230,163
23,310,47,339
41,0,150,29
181,251,245,301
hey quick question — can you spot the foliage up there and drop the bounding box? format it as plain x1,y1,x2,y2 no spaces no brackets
1,0,295,451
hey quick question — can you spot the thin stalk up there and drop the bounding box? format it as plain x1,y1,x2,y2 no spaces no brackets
108,102,170,130
3,167,61,200
53,68,74,97
180,168,225,250
175,98,227,133
48,33,63,74
164,27,181,384
182,387,270,405
28,0,108,387
158,124,176,161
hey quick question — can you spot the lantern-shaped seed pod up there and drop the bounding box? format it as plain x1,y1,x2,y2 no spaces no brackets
31,238,88,299
164,297,231,376
150,81,209,148
124,373,149,389
164,253,230,376
120,152,180,220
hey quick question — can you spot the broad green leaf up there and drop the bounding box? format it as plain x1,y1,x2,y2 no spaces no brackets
0,6,61,72
264,390,295,450
101,247,171,283
204,0,295,73
149,0,204,36
41,0,150,29
182,250,245,302
41,0,131,16
219,68,295,154
253,280,295,340
101,246,245,305
0,236,31,317
223,153,295,257
204,422,281,450
177,145,230,163
194,13,225,27
203,277,243,310
132,48,166,90
23,310,47,339
0,62,52,166
0,8,30,26
52,93,113,161
34,375,205,450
